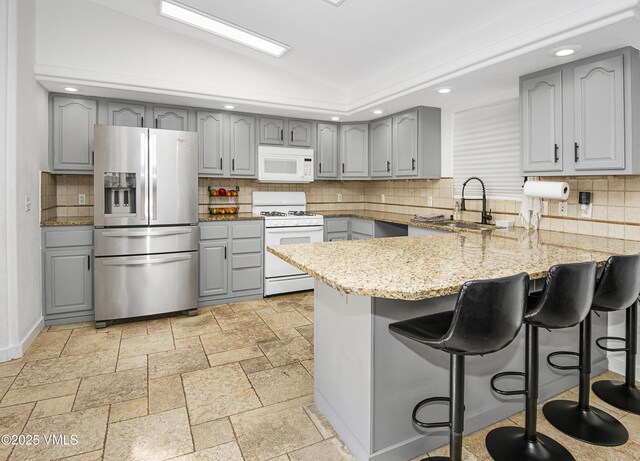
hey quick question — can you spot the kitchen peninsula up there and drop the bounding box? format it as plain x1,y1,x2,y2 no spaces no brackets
268,230,640,461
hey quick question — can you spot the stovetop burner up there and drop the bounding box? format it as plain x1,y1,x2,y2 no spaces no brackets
260,211,287,217
288,211,318,216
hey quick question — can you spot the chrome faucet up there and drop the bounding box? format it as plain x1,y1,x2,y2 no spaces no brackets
460,176,492,224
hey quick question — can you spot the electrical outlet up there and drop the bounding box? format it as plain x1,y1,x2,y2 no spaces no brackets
581,203,593,218
381,194,385,203
427,196,433,207
337,193,342,202
541,201,549,215
78,194,86,205
558,201,568,216
24,195,31,212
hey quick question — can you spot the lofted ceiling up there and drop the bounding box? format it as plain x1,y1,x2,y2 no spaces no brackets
36,0,640,119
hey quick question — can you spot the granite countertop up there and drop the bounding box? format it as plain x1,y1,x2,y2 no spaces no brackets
41,216,95,227
41,213,263,226
268,230,640,301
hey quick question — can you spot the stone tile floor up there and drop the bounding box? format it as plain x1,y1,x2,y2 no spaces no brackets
0,290,637,460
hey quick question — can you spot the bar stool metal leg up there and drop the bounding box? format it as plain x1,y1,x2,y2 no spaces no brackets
431,354,465,461
486,325,574,461
592,301,640,414
543,313,629,446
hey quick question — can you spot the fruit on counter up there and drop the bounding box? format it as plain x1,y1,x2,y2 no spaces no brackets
218,188,226,195
231,190,237,196
210,189,218,196
226,191,232,196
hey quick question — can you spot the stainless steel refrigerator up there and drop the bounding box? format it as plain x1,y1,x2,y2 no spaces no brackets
93,125,198,328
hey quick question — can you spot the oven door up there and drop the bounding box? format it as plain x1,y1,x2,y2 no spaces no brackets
264,225,323,278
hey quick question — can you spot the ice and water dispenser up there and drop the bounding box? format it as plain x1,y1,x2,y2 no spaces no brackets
103,172,136,215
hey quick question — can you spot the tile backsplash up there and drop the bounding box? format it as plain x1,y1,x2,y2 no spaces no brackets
40,172,640,241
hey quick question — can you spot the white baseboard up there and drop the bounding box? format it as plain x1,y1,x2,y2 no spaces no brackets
608,354,639,378
0,317,44,363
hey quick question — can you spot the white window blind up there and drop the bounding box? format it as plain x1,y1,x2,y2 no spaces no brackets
452,99,522,200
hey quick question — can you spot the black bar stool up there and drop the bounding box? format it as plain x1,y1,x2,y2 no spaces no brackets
542,255,634,446
389,272,529,461
485,261,597,461
591,254,640,414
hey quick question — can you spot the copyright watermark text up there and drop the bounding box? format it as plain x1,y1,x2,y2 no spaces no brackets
1,434,78,446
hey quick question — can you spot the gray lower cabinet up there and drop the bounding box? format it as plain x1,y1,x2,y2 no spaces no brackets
199,220,263,306
153,106,189,131
42,227,94,325
370,118,393,178
259,117,285,145
197,111,227,176
229,114,257,177
350,218,374,240
324,217,349,241
107,101,145,127
340,124,369,178
317,123,339,179
325,217,408,241
52,96,97,172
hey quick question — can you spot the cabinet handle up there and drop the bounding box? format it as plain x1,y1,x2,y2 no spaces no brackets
291,130,294,142
554,144,559,163
412,158,416,170
220,158,223,170
87,255,91,270
141,116,144,127
574,142,579,162
155,118,158,128
232,159,235,171
280,129,283,141
319,162,322,173
342,163,345,174
224,246,227,259
91,151,94,165
387,160,390,172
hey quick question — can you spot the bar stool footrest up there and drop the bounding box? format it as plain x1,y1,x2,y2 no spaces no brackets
490,371,526,396
595,336,628,353
412,397,451,429
547,351,581,371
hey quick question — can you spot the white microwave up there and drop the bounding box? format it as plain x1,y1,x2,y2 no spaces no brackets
257,146,314,183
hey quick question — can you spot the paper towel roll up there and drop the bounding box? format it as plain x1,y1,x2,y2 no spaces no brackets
523,181,570,200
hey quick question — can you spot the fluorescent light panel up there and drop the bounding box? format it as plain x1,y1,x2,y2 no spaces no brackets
160,1,289,58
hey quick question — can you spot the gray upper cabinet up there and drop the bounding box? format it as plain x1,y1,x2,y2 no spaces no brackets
521,71,563,173
317,123,339,178
44,248,93,317
230,114,256,177
573,55,625,171
259,117,285,145
107,101,145,127
370,118,393,178
289,120,312,147
393,110,418,177
153,107,188,131
520,47,640,176
199,241,228,297
52,96,97,171
340,124,369,178
197,111,227,176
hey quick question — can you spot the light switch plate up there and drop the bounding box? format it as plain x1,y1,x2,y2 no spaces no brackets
337,193,342,202
581,203,593,218
24,195,31,212
78,194,86,205
558,201,568,216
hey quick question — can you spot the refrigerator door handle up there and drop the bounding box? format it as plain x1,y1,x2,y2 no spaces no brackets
150,132,158,222
101,254,192,266
100,228,193,238
140,132,147,222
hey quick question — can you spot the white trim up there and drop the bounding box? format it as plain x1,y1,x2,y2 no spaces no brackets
0,317,43,362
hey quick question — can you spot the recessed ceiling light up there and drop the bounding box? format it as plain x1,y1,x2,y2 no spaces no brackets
159,0,289,58
372,109,384,115
549,45,582,57
437,87,453,94
331,116,341,121
64,87,78,92
223,104,235,110
323,0,346,6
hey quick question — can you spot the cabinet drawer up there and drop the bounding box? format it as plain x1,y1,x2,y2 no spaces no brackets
351,219,374,236
351,232,372,240
232,253,262,269
326,218,348,233
232,267,262,292
232,238,262,254
232,222,263,239
44,228,93,248
200,224,228,240
327,232,348,242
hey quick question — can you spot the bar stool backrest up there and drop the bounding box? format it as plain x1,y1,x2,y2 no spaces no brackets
441,272,529,355
593,254,640,311
526,261,597,329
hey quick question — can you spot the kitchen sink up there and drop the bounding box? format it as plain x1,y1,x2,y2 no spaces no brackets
431,220,495,231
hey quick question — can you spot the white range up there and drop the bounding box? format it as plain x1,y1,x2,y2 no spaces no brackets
252,191,324,296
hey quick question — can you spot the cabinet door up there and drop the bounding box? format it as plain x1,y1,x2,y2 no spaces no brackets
153,107,189,131
44,248,93,316
107,102,145,127
340,124,369,178
289,120,312,147
370,118,393,178
259,117,285,145
393,111,418,177
199,241,228,297
230,114,256,176
574,55,625,171
52,97,97,171
327,232,348,242
521,71,563,172
317,123,339,178
197,111,226,176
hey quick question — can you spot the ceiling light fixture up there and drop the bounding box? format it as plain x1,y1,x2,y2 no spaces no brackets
323,0,346,6
223,104,235,110
437,87,453,94
64,87,78,92
372,109,384,115
159,0,289,58
331,116,341,121
549,45,582,58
